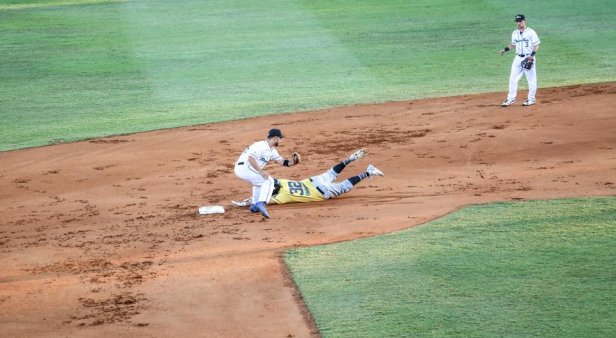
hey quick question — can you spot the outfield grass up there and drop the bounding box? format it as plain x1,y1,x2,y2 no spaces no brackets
1,0,615,151
285,196,616,337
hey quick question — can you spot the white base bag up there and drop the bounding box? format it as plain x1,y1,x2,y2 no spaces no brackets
198,205,225,215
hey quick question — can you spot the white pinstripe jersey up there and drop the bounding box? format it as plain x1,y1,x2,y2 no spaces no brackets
236,140,282,169
511,28,540,55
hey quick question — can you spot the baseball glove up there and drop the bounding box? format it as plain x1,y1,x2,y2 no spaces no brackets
521,56,534,70
291,152,301,165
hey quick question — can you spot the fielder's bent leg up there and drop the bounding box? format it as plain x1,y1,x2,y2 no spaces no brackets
252,186,260,205
235,163,267,208
258,176,275,204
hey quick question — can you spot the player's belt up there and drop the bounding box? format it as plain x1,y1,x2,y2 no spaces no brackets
309,178,326,196
237,162,245,165
316,186,325,196
517,54,529,57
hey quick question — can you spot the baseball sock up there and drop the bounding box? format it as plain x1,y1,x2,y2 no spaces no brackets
342,152,359,166
336,152,360,170
333,161,347,174
347,172,369,186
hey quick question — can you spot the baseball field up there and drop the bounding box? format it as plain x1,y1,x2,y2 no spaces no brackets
1,0,615,337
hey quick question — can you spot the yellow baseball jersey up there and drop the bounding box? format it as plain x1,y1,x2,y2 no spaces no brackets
270,179,326,204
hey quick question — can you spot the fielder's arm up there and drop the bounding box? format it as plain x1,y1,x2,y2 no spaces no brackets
531,44,540,55
499,43,515,56
525,45,540,61
248,156,269,179
274,153,300,167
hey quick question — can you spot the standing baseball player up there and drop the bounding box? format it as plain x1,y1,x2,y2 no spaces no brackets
499,14,541,107
234,128,300,218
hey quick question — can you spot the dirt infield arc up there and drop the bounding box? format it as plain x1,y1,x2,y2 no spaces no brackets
1,83,615,337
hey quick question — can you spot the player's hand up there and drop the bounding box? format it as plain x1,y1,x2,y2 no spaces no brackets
527,55,534,61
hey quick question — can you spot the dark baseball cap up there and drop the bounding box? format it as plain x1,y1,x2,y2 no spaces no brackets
267,128,284,138
515,14,525,22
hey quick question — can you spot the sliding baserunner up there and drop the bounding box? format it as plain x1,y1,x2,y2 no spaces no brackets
245,148,384,218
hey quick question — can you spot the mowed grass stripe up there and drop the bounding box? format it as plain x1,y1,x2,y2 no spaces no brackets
0,0,125,11
285,196,616,337
1,0,615,151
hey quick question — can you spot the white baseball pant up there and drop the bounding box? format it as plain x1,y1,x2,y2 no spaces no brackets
234,163,275,204
310,168,354,199
508,55,537,102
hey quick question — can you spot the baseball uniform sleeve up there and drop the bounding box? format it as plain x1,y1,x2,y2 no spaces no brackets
271,148,282,162
530,29,540,46
246,141,267,164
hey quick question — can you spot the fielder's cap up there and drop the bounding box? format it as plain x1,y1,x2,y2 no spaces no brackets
267,128,284,138
515,14,525,22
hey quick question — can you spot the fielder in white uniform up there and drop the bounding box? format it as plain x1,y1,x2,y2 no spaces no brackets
234,128,298,218
500,14,541,107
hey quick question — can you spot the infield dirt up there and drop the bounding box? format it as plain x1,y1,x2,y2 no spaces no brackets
1,83,615,337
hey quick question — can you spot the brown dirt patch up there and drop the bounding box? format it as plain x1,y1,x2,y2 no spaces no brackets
1,83,615,337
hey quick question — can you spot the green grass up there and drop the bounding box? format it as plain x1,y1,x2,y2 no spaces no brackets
285,196,616,337
1,0,615,151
